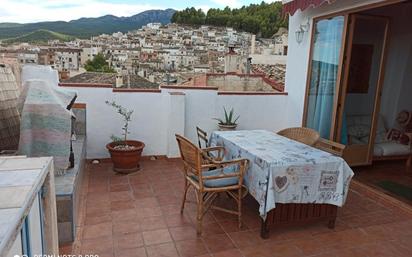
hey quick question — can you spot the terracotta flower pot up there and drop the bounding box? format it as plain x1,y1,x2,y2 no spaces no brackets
218,124,237,131
106,140,145,174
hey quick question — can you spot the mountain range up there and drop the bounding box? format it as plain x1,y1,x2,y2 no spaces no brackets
0,9,176,42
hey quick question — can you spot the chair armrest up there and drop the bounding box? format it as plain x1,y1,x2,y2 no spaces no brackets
201,158,248,170
202,146,225,161
211,158,249,176
202,146,225,153
212,158,248,166
201,158,249,180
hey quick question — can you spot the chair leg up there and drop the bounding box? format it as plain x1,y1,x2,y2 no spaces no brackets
238,188,242,229
196,192,204,235
180,180,190,213
407,155,412,168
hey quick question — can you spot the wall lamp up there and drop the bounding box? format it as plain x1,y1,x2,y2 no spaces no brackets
295,21,310,44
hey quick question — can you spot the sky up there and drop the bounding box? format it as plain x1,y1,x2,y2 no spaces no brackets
1,0,280,24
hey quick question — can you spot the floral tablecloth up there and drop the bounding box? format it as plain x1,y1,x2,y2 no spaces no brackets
210,130,354,218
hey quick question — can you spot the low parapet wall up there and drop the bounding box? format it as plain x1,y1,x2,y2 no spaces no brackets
59,84,289,160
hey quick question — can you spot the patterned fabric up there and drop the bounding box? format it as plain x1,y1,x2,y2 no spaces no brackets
18,79,77,175
0,66,21,151
210,130,354,219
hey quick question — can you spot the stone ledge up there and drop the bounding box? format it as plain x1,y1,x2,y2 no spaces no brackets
55,135,86,244
55,135,86,196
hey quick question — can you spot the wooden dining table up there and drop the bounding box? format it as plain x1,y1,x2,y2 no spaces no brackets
209,130,354,238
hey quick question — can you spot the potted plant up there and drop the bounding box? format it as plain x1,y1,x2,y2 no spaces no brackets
105,100,145,174
214,107,240,131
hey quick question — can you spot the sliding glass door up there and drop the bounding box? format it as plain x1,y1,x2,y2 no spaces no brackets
335,14,389,165
304,13,390,166
304,16,347,140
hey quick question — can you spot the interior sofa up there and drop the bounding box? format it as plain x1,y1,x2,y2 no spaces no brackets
347,115,412,166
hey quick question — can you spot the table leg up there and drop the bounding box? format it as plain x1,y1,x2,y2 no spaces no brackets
328,217,336,229
328,207,338,229
260,218,269,239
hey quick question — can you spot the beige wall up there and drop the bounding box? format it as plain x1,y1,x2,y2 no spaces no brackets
207,75,275,92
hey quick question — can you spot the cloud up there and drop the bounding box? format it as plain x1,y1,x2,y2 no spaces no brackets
209,0,242,8
1,0,165,23
194,5,211,13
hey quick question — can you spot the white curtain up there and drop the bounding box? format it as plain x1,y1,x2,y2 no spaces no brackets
306,16,344,139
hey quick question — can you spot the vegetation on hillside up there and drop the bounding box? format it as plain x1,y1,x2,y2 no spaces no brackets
0,9,176,40
3,29,74,44
171,1,287,38
84,53,116,73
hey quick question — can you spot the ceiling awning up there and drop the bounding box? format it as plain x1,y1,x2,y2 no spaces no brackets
282,0,337,16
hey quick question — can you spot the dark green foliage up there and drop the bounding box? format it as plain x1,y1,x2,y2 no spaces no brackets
170,7,206,25
3,29,74,44
84,53,115,73
171,2,287,38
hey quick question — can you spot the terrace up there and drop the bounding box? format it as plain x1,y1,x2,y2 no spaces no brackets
2,1,412,256
62,159,412,257
2,62,412,257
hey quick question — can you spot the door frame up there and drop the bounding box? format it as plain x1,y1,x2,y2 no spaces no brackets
302,0,405,128
302,1,396,166
336,14,391,166
302,14,350,140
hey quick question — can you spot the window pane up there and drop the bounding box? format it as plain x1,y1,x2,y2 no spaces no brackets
306,16,345,139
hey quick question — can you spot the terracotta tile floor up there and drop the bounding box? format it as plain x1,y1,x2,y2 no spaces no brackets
62,159,412,257
354,160,412,205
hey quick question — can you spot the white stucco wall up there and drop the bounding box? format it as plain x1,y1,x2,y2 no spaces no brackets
175,89,289,146
284,0,388,127
65,86,288,159
68,87,168,159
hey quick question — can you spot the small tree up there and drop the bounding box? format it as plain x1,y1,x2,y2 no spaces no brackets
105,100,134,147
85,53,115,73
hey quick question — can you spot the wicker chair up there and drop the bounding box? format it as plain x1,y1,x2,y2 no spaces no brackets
196,126,209,149
175,134,248,235
315,138,346,157
277,127,320,146
196,126,223,162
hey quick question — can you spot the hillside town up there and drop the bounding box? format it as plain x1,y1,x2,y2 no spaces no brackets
0,23,287,91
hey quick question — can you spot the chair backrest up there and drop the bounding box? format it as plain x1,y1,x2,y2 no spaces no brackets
196,126,209,149
315,138,346,157
277,127,320,146
175,134,202,175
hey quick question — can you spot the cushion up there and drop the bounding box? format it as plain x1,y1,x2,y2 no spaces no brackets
191,166,239,188
374,142,412,157
373,144,384,157
348,124,370,138
350,136,367,145
347,115,389,145
374,132,389,144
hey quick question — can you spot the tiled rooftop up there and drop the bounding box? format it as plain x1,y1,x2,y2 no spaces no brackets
61,72,159,89
62,159,412,257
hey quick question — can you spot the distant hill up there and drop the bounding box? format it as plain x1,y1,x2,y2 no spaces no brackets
0,9,176,41
171,2,287,38
4,29,74,44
